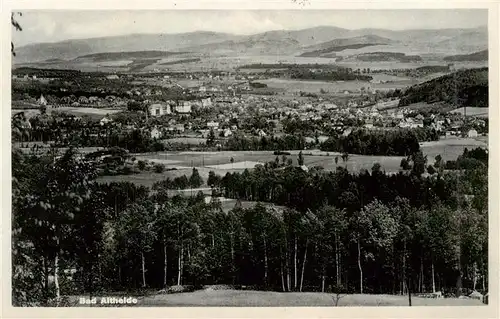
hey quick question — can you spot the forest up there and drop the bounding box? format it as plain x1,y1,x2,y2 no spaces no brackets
354,52,422,62
225,134,307,152
443,50,488,62
13,67,83,78
398,68,489,108
12,137,488,305
320,128,440,156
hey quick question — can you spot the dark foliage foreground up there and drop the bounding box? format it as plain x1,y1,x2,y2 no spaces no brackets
12,143,487,306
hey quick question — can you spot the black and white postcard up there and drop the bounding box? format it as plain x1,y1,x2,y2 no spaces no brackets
2,1,499,318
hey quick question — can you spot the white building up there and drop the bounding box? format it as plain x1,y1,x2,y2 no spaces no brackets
150,127,162,139
38,94,48,106
174,101,192,114
468,129,478,138
207,121,220,129
106,74,119,80
100,116,113,126
149,103,171,117
201,98,212,108
223,128,233,137
175,124,185,133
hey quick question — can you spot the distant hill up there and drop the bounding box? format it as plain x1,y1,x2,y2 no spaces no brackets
75,51,188,61
181,37,302,56
444,50,488,62
13,31,241,63
351,52,422,62
13,25,488,64
398,68,488,108
298,35,393,57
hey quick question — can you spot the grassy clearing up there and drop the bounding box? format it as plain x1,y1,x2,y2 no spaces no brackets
420,137,488,161
206,161,265,169
68,290,484,307
260,78,412,94
54,107,122,115
449,107,489,118
136,150,404,174
96,137,486,188
164,137,207,145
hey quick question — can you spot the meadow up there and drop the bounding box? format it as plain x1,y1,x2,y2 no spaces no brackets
164,137,207,145
419,137,488,161
68,290,484,307
260,78,413,93
95,135,488,189
12,106,122,120
449,107,489,118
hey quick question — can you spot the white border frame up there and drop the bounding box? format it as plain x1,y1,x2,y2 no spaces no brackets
1,1,499,318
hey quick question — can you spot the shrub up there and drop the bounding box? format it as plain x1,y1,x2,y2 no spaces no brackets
137,160,147,171
153,163,165,173
120,166,133,175
167,285,195,294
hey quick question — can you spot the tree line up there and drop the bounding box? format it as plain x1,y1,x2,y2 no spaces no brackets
320,129,434,156
12,145,487,306
398,68,488,108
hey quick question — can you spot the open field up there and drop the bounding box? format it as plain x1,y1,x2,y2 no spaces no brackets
128,137,487,181
134,150,405,174
405,102,455,113
449,107,489,118
164,137,207,145
12,106,122,119
420,137,488,161
53,107,122,116
260,78,414,93
69,290,484,307
206,161,265,169
15,54,488,74
96,166,243,189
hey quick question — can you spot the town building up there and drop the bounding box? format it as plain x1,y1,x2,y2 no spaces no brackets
106,74,120,80
207,121,220,129
150,127,162,139
468,129,478,138
149,103,171,117
174,101,192,114
38,94,48,106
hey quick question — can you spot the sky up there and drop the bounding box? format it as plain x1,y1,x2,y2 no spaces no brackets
12,9,487,47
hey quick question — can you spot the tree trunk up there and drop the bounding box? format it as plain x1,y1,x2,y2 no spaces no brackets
402,240,407,295
280,260,286,292
42,256,50,303
456,252,463,297
54,236,60,301
482,268,485,292
321,274,326,293
263,236,268,287
357,239,363,294
163,239,168,288
294,236,298,290
420,254,424,293
299,239,308,292
391,244,396,295
177,242,183,286
141,251,146,288
230,232,235,284
286,246,291,291
472,262,477,291
431,258,436,293
335,234,340,286
407,274,412,306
